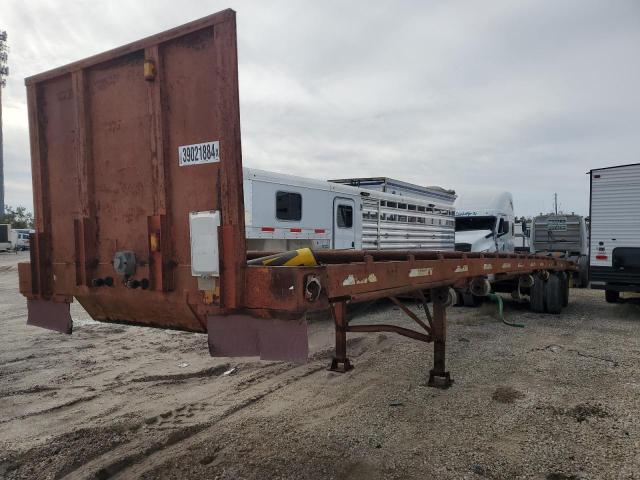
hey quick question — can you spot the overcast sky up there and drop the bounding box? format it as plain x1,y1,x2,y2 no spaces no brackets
2,0,640,216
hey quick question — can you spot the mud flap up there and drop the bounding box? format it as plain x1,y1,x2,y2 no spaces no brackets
26,299,73,334
207,314,308,363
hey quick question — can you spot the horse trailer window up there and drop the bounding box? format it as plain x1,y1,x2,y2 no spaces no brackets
276,191,302,221
337,204,353,228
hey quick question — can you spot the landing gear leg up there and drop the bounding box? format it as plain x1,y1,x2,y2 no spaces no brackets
428,287,453,389
329,302,353,372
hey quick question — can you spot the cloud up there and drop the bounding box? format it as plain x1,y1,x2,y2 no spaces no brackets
2,0,639,216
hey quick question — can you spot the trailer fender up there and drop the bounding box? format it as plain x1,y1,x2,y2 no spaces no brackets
26,299,72,334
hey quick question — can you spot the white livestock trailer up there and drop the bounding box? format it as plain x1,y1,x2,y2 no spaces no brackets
243,168,456,252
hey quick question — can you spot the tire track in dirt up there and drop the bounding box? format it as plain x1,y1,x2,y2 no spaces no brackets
2,395,99,423
60,362,326,480
130,364,230,384
0,384,58,398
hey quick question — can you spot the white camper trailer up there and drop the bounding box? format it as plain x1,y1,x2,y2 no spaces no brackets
589,163,640,302
454,191,515,253
243,168,456,252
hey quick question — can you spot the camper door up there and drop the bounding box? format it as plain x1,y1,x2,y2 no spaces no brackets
333,198,356,249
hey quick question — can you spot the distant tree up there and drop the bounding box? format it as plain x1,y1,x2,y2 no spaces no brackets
1,205,35,229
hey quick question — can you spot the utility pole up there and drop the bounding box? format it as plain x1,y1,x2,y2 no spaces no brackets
554,193,558,215
0,30,8,218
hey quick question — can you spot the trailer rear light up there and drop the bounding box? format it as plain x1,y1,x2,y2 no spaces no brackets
595,255,608,260
290,228,302,233
261,227,275,232
314,229,325,234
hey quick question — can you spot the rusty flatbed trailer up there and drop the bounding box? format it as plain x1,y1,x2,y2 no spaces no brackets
18,9,575,387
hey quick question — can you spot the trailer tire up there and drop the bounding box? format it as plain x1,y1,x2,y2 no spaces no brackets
462,292,483,307
530,277,545,313
605,290,620,304
545,274,563,314
577,255,589,288
558,272,569,307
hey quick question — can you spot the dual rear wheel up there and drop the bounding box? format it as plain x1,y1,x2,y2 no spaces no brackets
529,272,569,314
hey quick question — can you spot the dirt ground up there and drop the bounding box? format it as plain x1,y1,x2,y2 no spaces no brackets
1,251,639,480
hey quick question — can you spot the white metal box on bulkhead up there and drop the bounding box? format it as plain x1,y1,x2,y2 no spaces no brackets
189,211,221,277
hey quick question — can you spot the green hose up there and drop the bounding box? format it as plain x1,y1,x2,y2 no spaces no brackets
487,293,525,328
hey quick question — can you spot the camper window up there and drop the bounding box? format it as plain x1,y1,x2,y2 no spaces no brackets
276,191,302,221
337,205,353,228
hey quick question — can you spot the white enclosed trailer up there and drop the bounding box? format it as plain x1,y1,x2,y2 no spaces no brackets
244,168,456,252
589,163,640,302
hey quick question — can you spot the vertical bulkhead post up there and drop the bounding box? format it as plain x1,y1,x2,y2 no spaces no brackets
71,69,97,289
145,45,172,292
214,14,246,311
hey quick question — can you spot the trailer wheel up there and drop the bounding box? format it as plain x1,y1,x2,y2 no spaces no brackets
558,272,569,307
461,292,483,307
545,274,563,314
605,290,620,303
577,256,589,288
530,277,545,313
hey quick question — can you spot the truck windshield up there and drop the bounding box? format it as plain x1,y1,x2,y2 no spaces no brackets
455,216,496,232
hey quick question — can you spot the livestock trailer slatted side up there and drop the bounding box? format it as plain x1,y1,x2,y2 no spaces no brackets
360,196,454,250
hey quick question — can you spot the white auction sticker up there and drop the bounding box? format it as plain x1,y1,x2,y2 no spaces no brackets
178,141,220,166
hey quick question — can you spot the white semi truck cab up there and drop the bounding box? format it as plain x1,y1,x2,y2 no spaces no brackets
454,191,515,253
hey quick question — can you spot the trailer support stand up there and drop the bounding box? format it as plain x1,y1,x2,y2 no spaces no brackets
329,301,353,372
428,287,453,389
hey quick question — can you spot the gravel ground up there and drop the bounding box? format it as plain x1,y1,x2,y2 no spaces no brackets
1,251,639,479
